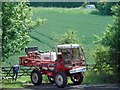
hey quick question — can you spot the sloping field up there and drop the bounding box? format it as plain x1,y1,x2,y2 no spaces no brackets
3,7,113,65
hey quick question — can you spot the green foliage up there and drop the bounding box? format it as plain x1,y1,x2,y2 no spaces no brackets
58,30,80,44
93,3,120,83
97,2,116,15
30,2,83,8
101,4,120,73
101,4,120,48
93,45,112,72
49,30,81,50
81,1,90,8
84,70,117,84
2,2,44,59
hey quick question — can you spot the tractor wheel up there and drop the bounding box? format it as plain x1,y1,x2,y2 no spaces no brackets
48,76,54,83
54,71,67,88
70,72,83,85
31,69,42,85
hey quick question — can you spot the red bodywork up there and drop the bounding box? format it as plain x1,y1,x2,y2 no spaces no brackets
19,45,86,77
19,53,71,77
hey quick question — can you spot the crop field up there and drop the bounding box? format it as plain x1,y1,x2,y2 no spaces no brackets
3,7,113,66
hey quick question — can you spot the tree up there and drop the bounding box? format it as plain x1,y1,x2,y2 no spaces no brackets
81,1,90,8
2,2,44,60
101,3,120,79
93,3,120,82
58,30,80,44
97,2,117,15
50,30,82,49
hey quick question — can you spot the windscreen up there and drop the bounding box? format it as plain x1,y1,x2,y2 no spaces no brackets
72,48,80,63
62,49,71,64
58,47,85,67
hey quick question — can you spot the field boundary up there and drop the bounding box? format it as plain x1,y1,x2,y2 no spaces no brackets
1,66,33,79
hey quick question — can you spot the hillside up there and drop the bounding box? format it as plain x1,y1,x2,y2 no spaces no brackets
2,7,113,66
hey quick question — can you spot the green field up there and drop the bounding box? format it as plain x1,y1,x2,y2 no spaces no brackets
3,7,113,66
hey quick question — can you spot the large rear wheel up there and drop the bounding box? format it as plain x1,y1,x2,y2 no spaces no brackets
31,69,42,85
54,71,67,88
70,72,83,85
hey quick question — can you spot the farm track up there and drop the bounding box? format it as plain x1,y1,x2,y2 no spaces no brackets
2,83,120,90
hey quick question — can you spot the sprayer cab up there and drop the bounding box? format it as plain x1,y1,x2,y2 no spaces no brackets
57,44,86,67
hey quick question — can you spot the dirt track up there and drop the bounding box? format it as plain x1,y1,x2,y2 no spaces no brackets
2,83,120,90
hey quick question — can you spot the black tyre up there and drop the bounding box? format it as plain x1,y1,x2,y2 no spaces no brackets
31,69,42,85
54,71,67,88
48,76,54,83
70,72,83,85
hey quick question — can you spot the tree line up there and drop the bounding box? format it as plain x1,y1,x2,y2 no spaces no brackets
29,2,84,8
29,2,117,15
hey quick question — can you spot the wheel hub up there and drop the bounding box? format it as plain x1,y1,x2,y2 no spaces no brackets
56,75,63,85
32,73,38,83
73,74,80,81
58,78,61,81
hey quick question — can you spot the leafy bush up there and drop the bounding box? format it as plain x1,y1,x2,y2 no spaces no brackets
84,70,117,84
51,30,82,47
90,9,99,14
97,2,117,15
58,30,80,44
92,45,112,72
93,3,120,83
81,1,90,8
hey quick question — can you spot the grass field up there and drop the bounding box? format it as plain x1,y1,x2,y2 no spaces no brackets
3,7,113,65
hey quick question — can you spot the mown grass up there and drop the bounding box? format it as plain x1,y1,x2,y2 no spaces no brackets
2,76,30,88
2,75,51,88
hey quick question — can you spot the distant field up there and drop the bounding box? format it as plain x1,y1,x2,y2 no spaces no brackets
3,7,113,66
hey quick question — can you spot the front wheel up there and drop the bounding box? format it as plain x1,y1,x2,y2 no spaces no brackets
54,71,67,88
70,72,83,85
31,69,42,85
